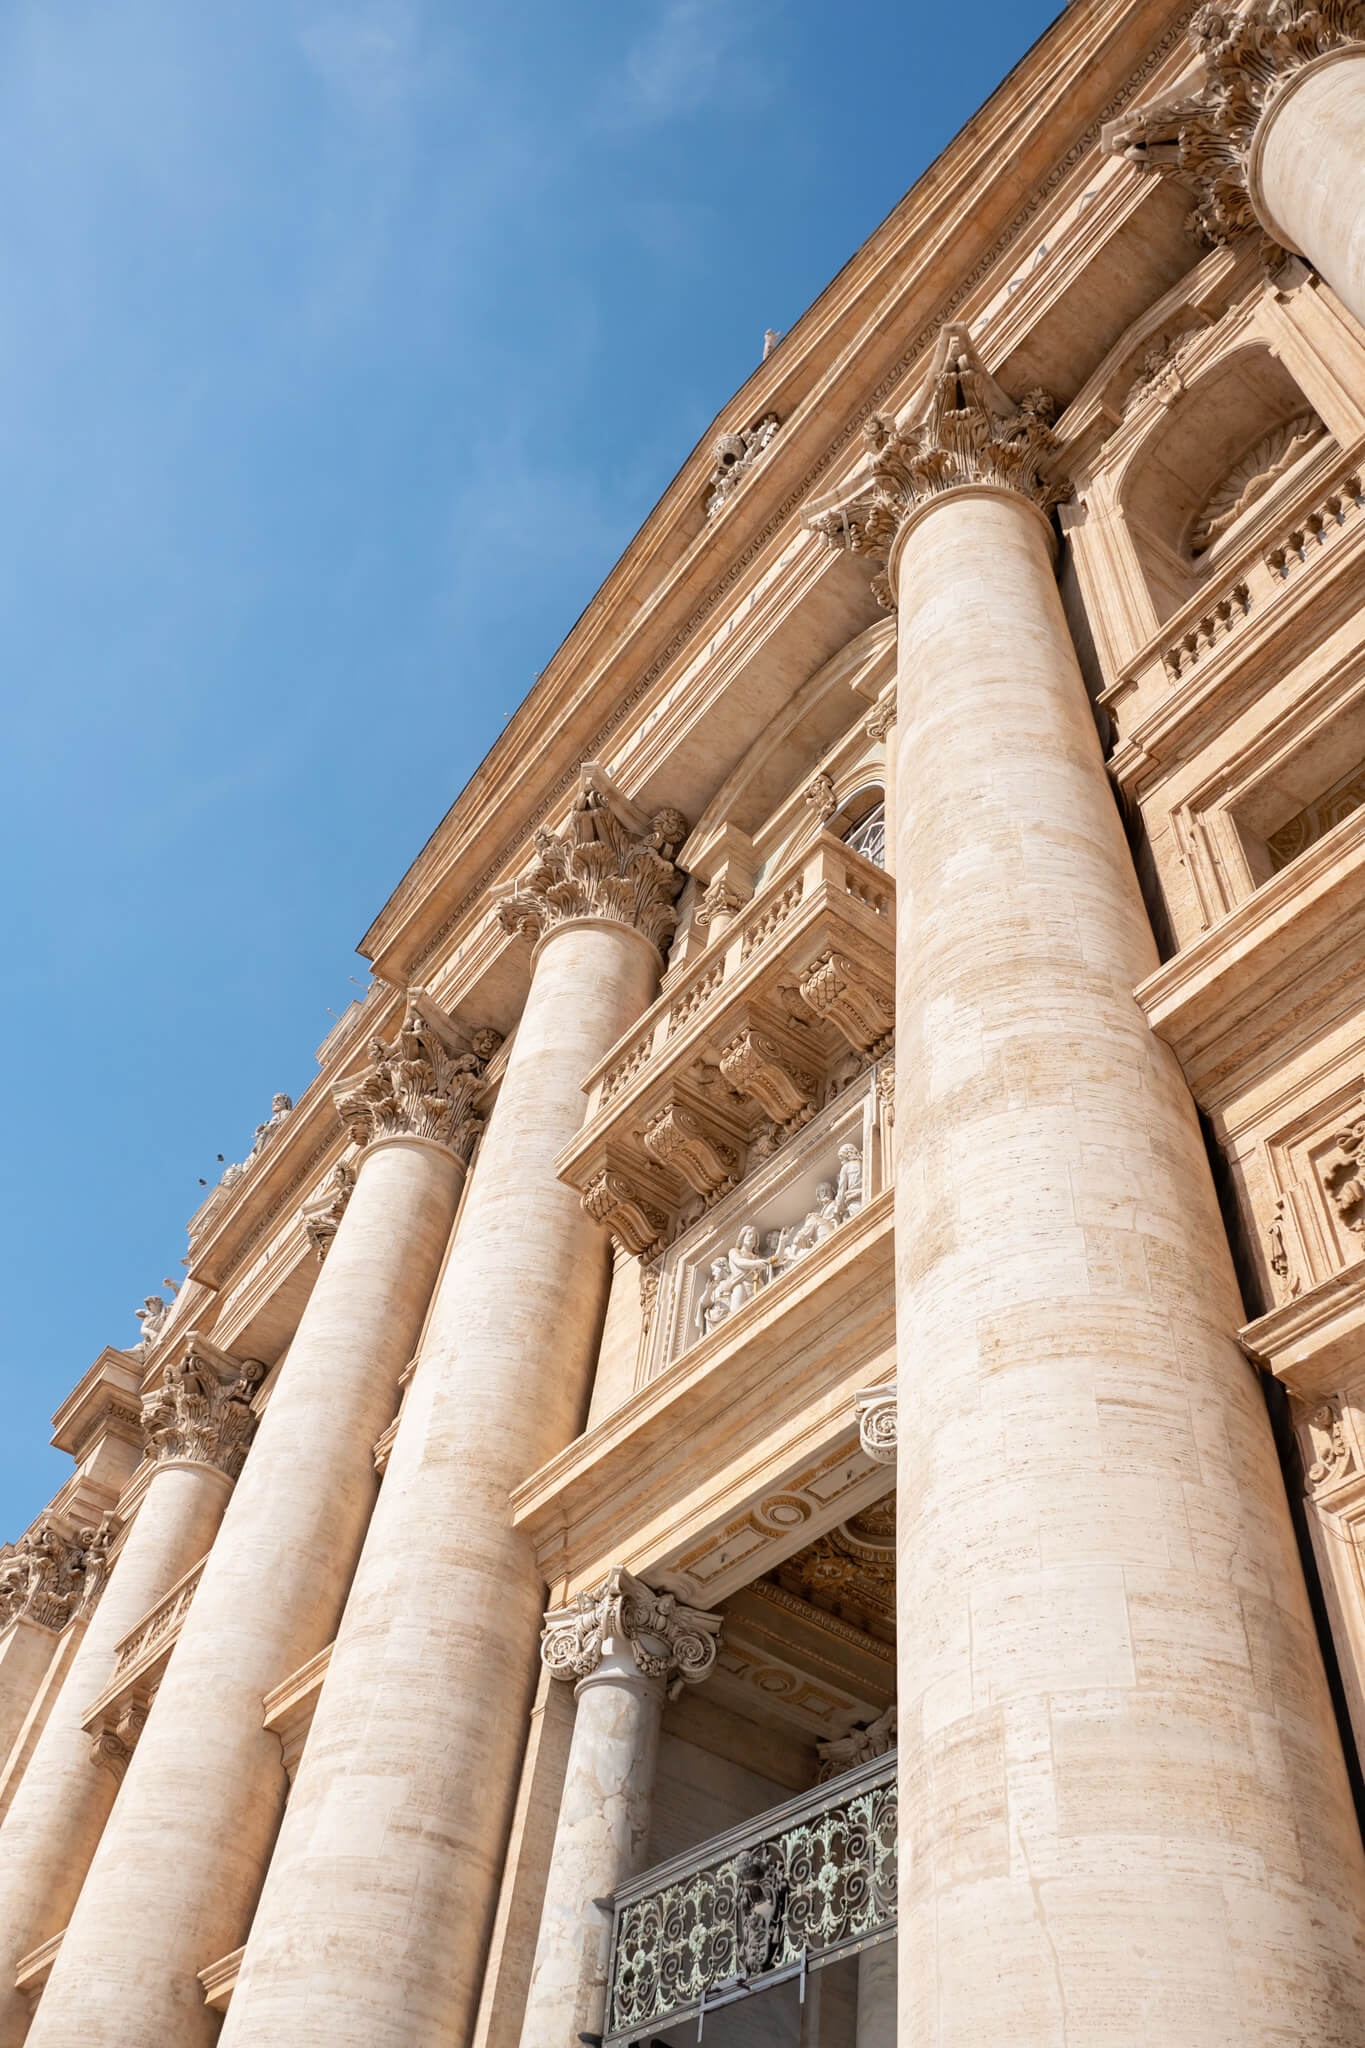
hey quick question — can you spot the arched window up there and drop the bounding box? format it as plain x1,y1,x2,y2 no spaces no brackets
830,783,886,870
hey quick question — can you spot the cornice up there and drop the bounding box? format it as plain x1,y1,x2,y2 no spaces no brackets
358,0,1196,989
1241,1257,1365,1397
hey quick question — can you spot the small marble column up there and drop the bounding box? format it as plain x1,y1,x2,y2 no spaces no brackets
217,772,686,2048
26,998,487,2048
0,1523,88,1770
1106,6,1365,329
0,1358,252,2048
811,325,1365,2041
518,1568,722,2046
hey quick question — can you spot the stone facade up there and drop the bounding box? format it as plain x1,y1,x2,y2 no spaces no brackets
7,3,1365,2041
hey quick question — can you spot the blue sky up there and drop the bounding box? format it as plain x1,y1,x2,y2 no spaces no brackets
0,0,1059,1534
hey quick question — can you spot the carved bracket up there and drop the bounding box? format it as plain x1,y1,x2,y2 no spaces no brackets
718,1027,818,1130
582,1167,670,1259
798,950,893,1057
641,1099,739,1200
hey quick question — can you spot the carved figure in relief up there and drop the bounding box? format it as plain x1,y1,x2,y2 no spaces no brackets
834,1143,864,1220
721,1227,777,1311
1268,1196,1303,1299
695,1259,734,1336
1323,1110,1365,1237
774,1183,840,1268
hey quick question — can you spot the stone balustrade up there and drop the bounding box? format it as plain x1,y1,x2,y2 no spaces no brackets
602,1750,896,2044
558,832,893,1258
79,1554,207,1768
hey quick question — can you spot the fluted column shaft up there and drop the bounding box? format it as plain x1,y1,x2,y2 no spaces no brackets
27,1130,466,2048
889,479,1365,2039
219,917,663,2048
1253,50,1365,327
0,1462,231,2048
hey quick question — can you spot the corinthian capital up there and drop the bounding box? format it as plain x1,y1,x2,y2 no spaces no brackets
1104,1,1365,248
0,1517,90,1633
806,326,1064,597
333,992,497,1159
541,1566,722,1694
497,763,688,955
140,1331,266,1480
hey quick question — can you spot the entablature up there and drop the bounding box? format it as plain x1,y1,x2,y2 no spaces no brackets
510,1185,893,1605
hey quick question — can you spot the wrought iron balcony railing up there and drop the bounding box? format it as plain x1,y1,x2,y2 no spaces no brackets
604,1750,895,2044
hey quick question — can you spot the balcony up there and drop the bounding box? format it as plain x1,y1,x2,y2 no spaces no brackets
556,831,894,1267
604,1752,895,2044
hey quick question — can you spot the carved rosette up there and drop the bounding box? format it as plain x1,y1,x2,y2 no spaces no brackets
333,996,497,1161
139,1332,267,1481
856,1387,897,1465
300,1160,357,1261
816,1703,898,1785
806,326,1064,600
582,1168,669,1258
718,1028,818,1129
541,1566,723,1694
641,1101,738,1199
798,951,894,1056
497,765,688,957
0,1517,91,1633
1104,1,1365,250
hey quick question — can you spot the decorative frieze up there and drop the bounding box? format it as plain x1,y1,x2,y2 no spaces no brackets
139,1332,266,1480
334,994,496,1160
0,1518,90,1633
540,1566,722,1692
641,1100,738,1200
807,324,1064,593
497,762,688,956
798,950,893,1056
693,1143,864,1340
857,1386,897,1465
816,1702,898,1783
1104,1,1365,249
300,1161,357,1261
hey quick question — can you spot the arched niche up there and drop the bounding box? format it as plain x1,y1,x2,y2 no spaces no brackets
1118,343,1331,623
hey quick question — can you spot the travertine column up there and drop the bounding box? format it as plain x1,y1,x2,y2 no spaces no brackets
813,325,1365,2041
0,1523,88,1770
0,1349,256,2048
27,997,486,2048
519,1568,722,2046
218,770,685,2048
1106,3,1365,329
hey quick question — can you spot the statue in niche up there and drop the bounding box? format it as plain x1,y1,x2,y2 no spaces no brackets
691,1142,866,1340
695,1226,777,1335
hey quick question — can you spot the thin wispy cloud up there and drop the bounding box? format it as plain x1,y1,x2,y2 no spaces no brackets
609,0,781,127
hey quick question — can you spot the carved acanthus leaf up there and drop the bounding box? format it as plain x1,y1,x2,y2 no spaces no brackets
300,1160,357,1261
582,1168,670,1258
816,1703,898,1784
798,950,894,1056
139,1331,266,1481
1322,1102,1365,1236
497,763,688,955
718,1027,818,1128
333,994,495,1159
0,1518,91,1633
541,1565,722,1692
1103,1,1365,249
641,1101,738,1198
805,325,1064,588
695,877,746,930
